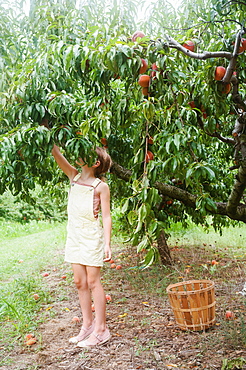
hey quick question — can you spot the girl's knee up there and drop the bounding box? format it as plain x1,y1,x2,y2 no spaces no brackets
87,277,101,291
74,277,87,290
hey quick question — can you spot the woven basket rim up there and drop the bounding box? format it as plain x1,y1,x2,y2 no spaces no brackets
166,279,214,294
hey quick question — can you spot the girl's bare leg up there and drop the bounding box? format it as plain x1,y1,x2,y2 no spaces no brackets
72,264,93,328
86,266,107,334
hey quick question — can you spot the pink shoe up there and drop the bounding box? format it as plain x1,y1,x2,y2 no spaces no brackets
69,322,95,344
77,328,111,348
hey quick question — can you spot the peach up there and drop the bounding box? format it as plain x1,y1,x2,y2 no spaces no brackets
225,310,235,320
138,75,150,88
105,294,112,302
26,338,37,346
146,150,154,163
183,40,195,52
72,316,81,323
132,31,145,42
139,59,148,74
215,66,226,81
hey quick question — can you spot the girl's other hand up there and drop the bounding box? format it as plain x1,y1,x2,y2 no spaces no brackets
103,245,111,262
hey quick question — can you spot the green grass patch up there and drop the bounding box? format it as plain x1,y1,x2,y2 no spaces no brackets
0,221,66,281
167,221,246,257
0,221,67,352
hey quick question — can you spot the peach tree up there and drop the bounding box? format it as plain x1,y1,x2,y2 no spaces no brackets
0,0,245,265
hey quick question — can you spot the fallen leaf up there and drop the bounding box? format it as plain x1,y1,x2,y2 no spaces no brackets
118,313,128,318
142,301,150,306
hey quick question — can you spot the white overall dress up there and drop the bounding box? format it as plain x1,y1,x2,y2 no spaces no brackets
64,174,104,267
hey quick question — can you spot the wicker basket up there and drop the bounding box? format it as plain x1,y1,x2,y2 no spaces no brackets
166,280,216,331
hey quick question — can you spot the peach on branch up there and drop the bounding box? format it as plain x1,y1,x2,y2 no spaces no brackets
188,101,196,109
147,136,154,145
139,59,148,74
146,150,154,163
221,83,231,94
150,63,158,78
214,66,226,81
142,87,149,96
100,138,108,146
183,40,195,52
132,31,145,42
238,38,246,53
138,75,150,88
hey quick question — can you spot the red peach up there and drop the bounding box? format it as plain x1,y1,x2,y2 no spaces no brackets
132,31,145,42
105,294,112,302
225,310,235,320
26,338,37,346
139,59,148,74
72,316,81,323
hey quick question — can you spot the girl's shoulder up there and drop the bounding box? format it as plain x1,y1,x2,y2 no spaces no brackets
97,180,110,193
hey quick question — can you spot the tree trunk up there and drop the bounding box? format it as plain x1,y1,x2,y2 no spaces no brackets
157,230,172,266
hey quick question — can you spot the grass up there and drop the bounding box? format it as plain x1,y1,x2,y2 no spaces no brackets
0,220,67,281
0,220,68,361
0,218,245,368
167,220,246,256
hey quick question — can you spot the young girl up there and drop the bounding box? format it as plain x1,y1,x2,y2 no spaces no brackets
52,144,112,348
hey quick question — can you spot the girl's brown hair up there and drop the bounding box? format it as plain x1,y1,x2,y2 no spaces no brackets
94,147,112,179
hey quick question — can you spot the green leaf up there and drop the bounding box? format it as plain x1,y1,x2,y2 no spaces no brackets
138,203,147,222
137,236,149,253
121,198,129,213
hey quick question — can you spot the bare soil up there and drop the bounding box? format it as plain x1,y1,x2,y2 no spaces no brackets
1,242,246,370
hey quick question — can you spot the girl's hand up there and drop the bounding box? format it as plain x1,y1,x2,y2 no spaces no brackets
103,245,112,262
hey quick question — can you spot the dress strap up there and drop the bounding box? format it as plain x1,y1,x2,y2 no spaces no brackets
91,178,101,188
73,173,81,182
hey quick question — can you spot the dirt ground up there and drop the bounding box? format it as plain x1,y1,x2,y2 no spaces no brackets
1,243,246,370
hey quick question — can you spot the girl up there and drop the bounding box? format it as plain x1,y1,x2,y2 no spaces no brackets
52,144,112,348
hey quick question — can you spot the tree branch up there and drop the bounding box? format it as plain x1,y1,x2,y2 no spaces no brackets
222,1,246,8
226,156,246,217
196,115,235,144
165,35,232,60
110,161,246,223
222,29,245,83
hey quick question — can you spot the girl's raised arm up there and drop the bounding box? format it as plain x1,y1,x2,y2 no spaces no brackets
52,144,77,181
